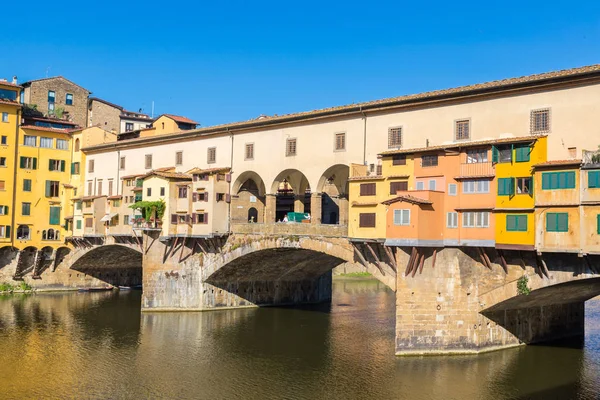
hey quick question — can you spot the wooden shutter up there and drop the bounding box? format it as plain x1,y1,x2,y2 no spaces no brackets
226,194,231,203
204,213,209,224
5,225,10,238
359,213,376,228
171,214,178,224
192,213,197,224
192,192,197,202
226,174,231,182
392,155,406,165
60,160,65,172
204,192,209,202
360,183,376,196
390,181,408,194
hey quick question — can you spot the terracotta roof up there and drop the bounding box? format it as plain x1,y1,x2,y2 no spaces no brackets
351,201,379,206
161,114,199,125
20,125,76,134
81,195,105,201
142,169,192,180
387,174,410,179
132,187,143,192
533,159,582,168
381,194,433,206
62,183,75,189
0,80,22,88
0,99,21,107
186,166,231,174
120,174,144,180
380,135,543,156
348,175,385,181
83,64,600,154
107,195,123,200
89,97,123,111
454,174,495,180
64,215,74,220
27,116,78,126
21,76,91,93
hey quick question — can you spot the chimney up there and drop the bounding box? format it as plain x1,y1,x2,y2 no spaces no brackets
12,76,17,85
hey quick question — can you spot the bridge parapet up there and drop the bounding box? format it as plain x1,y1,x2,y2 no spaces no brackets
231,222,348,237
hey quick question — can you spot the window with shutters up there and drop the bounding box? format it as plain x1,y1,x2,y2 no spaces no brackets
455,119,470,141
1,135,6,144
388,127,402,148
108,180,113,196
87,181,93,195
392,155,406,165
393,209,410,226
530,108,550,134
428,180,436,191
462,212,489,228
448,183,457,196
85,218,93,228
88,159,95,173
0,225,8,238
40,137,53,148
75,201,82,210
497,177,515,196
359,183,376,196
20,156,37,169
389,181,408,194
421,155,438,167
334,132,346,151
71,162,80,175
48,159,65,172
446,212,458,228
597,214,600,234
21,202,31,216
515,145,531,162
120,156,126,170
175,151,183,165
216,193,225,202
462,180,490,194
416,181,425,190
207,147,217,163
492,145,512,163
516,177,532,195
0,205,7,215
49,207,60,225
506,215,528,232
376,165,382,175
178,186,188,199
589,171,600,188
245,143,254,160
24,135,36,147
286,138,297,157
359,213,376,228
0,180,4,191
97,180,103,196
145,154,152,169
0,157,6,167
546,212,568,232
466,149,487,163
45,181,60,197
541,171,576,190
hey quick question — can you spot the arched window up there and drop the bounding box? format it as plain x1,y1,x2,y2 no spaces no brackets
248,207,258,223
47,229,55,240
56,231,60,240
17,225,30,240
74,138,80,152
42,230,47,240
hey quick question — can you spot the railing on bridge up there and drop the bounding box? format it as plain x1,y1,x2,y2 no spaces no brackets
231,222,348,237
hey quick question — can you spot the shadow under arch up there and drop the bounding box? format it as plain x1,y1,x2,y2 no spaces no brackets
270,169,311,222
231,170,268,223
0,246,19,269
232,170,267,197
70,244,143,287
316,164,349,225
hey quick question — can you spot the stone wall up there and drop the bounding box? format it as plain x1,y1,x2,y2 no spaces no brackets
25,77,90,127
88,100,120,132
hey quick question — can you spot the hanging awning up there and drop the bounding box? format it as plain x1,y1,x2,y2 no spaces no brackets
100,212,118,222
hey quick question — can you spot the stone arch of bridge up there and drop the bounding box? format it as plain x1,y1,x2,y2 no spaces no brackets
203,236,396,292
66,244,143,286
0,246,19,269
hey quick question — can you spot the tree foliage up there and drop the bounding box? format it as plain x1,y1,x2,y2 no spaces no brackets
129,199,166,222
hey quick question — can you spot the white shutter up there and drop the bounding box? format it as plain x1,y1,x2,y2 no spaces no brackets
482,212,489,227
453,213,458,228
448,184,457,196
416,181,424,190
393,210,402,225
429,180,436,191
401,209,410,225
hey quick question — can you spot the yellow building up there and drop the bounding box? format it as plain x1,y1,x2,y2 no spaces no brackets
13,121,75,250
494,135,548,250
348,154,414,239
0,80,22,246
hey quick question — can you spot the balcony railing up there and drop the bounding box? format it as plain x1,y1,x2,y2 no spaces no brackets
583,149,600,166
458,162,494,178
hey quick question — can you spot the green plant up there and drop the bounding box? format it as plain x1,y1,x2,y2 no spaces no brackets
18,282,32,291
53,107,64,118
0,282,14,292
517,275,531,295
129,199,166,223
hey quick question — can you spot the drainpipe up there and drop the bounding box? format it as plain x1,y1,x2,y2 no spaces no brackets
360,106,367,165
10,108,21,247
228,128,234,233
116,150,121,195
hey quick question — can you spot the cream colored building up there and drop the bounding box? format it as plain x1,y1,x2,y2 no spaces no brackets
80,65,600,237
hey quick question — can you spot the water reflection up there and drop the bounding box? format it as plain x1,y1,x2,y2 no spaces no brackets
0,282,598,399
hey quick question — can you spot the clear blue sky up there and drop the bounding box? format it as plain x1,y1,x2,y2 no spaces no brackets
2,0,599,127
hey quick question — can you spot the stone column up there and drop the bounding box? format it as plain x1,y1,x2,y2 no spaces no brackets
265,194,276,223
310,193,322,224
338,194,349,225
294,195,304,213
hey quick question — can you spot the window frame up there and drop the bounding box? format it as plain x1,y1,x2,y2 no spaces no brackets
506,214,528,232
421,154,438,167
145,154,153,169
455,119,470,141
530,108,551,134
446,212,458,228
516,177,532,195
334,132,346,151
359,213,376,228
245,143,254,160
207,147,217,164
285,138,297,157
359,183,376,196
388,126,402,149
546,212,569,232
393,209,410,226
65,93,73,105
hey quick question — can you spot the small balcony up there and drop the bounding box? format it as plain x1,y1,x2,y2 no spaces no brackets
457,162,494,179
583,149,600,168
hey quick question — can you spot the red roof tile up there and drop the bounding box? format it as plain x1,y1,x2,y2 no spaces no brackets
161,114,199,125
20,125,75,134
0,80,22,88
381,194,433,206
533,159,582,168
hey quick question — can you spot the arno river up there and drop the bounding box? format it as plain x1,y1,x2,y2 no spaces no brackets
0,279,599,399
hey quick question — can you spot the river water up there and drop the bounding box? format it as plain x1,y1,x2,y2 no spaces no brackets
0,279,599,400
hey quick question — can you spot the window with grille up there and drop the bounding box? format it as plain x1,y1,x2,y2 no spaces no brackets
455,119,470,140
286,138,297,156
145,154,152,169
245,143,254,160
388,127,402,148
393,209,410,226
531,108,550,134
207,147,216,164
392,155,406,165
175,151,183,165
390,181,408,194
334,132,345,151
447,212,458,228
360,183,376,196
422,155,438,167
88,159,95,173
359,213,376,228
120,156,126,170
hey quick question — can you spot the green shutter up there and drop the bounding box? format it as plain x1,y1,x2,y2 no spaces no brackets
45,180,51,197
60,160,65,172
71,162,76,174
76,220,82,230
566,171,576,189
597,214,600,234
542,173,550,190
589,171,600,188
546,213,557,232
32,157,37,170
515,145,530,162
19,156,25,169
498,178,512,196
48,159,53,171
5,225,10,238
3,206,7,214
23,179,31,191
506,215,516,231
550,172,558,189
557,213,568,232
49,207,60,225
517,215,528,232
492,146,499,163
508,178,515,195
